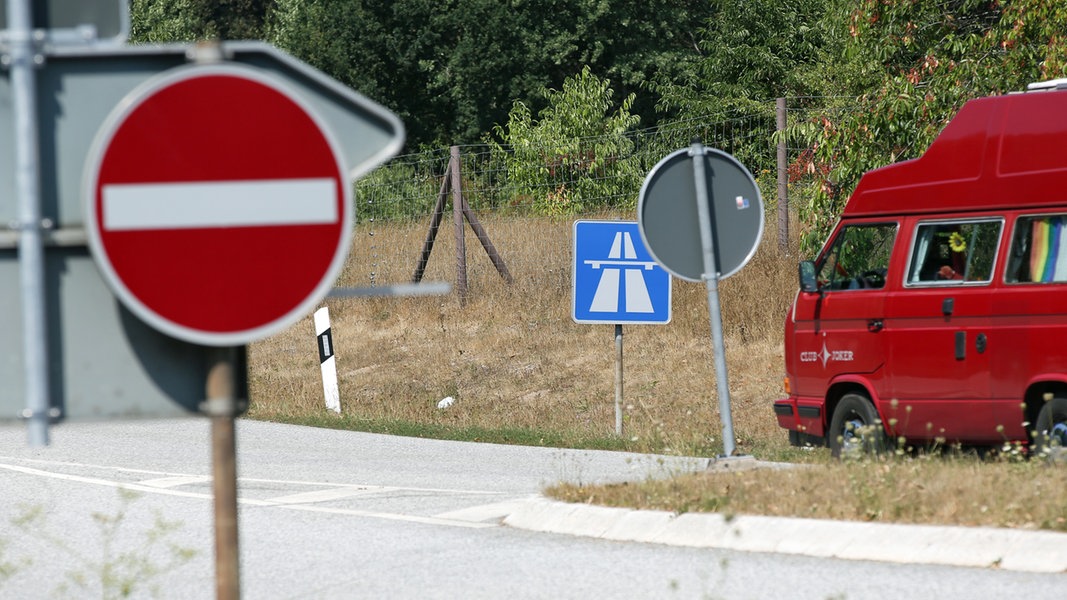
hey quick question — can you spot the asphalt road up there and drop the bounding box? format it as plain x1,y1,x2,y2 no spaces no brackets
0,419,1061,599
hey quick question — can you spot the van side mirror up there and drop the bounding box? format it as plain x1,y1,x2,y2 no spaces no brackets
799,261,818,293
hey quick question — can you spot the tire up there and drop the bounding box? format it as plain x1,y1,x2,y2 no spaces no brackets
828,393,887,459
1033,395,1067,462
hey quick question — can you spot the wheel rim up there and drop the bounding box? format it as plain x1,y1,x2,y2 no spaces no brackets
840,416,866,452
1051,422,1067,447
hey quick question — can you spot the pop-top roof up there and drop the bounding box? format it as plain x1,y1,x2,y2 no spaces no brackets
845,86,1067,217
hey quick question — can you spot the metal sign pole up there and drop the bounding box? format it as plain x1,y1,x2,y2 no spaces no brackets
689,140,737,457
614,324,623,436
7,0,52,446
205,348,240,600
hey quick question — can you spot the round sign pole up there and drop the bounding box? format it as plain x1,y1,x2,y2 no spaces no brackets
638,142,763,459
690,140,736,457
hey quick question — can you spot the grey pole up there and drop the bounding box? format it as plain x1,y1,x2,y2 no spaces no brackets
7,0,52,446
689,140,736,457
614,324,623,436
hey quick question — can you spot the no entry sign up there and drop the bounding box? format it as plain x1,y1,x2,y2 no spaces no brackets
84,63,351,346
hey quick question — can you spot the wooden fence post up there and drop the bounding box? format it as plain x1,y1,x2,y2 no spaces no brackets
450,146,469,301
412,158,452,283
412,145,513,296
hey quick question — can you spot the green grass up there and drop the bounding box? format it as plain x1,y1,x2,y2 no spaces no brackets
257,413,638,452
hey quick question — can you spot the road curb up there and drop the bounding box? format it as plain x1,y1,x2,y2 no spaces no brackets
502,496,1067,573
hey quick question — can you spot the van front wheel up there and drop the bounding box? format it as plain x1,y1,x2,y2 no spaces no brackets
1033,395,1067,462
829,393,886,459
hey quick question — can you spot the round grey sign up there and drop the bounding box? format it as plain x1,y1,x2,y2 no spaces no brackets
637,147,764,282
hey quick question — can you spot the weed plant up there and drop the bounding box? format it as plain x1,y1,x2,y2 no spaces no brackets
6,488,197,599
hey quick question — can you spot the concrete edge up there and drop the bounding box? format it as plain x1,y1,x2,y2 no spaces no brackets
502,496,1067,574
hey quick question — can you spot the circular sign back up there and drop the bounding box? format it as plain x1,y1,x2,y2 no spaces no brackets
84,64,351,346
637,148,763,282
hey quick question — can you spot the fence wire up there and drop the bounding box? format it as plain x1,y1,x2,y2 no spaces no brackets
344,100,854,294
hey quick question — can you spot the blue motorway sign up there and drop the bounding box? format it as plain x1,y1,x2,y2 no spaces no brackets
572,220,671,324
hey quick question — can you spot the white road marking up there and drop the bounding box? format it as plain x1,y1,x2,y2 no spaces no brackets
139,475,213,488
433,499,536,523
267,487,383,504
0,461,501,529
0,457,502,494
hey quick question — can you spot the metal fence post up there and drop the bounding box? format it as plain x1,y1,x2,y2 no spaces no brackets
776,97,788,253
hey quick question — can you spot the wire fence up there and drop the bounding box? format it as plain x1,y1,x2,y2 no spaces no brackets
343,99,857,295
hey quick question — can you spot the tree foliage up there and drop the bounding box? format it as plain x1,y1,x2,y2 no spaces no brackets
128,0,1067,246
790,0,1067,251
653,0,829,118
649,0,830,183
265,0,712,148
489,66,641,215
129,0,267,43
130,1,710,148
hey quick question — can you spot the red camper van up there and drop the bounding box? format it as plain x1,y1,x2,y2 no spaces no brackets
774,80,1067,457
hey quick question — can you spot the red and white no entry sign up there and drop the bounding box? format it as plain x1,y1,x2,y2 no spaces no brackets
84,63,351,346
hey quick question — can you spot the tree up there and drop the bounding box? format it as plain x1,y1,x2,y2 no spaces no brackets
653,0,829,118
489,66,642,215
133,0,714,148
129,0,268,43
648,0,830,178
265,0,713,148
129,0,207,42
794,0,1067,251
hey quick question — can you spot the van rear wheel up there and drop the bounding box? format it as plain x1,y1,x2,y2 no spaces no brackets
1033,395,1067,463
829,393,887,459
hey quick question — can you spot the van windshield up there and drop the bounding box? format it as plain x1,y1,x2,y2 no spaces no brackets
816,223,896,290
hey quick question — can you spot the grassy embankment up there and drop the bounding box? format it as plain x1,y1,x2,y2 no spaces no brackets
247,213,1067,532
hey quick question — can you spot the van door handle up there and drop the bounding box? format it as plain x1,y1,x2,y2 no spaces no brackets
867,319,883,333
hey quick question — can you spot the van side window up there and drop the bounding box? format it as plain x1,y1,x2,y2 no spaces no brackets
816,223,896,290
1006,215,1067,283
906,220,1001,285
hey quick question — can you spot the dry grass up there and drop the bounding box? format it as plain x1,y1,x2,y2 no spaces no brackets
247,212,1067,530
547,458,1067,531
248,211,798,458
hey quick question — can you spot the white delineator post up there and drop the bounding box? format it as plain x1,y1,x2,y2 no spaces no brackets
314,307,341,413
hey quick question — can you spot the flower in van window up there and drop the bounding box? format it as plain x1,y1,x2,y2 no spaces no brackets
949,231,967,253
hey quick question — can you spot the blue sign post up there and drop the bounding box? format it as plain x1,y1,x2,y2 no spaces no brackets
572,220,671,324
573,220,672,436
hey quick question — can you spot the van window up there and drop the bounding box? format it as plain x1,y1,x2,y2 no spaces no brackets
1006,214,1067,283
906,220,1001,285
816,223,896,290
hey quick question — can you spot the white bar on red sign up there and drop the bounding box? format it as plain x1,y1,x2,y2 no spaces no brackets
102,178,338,231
